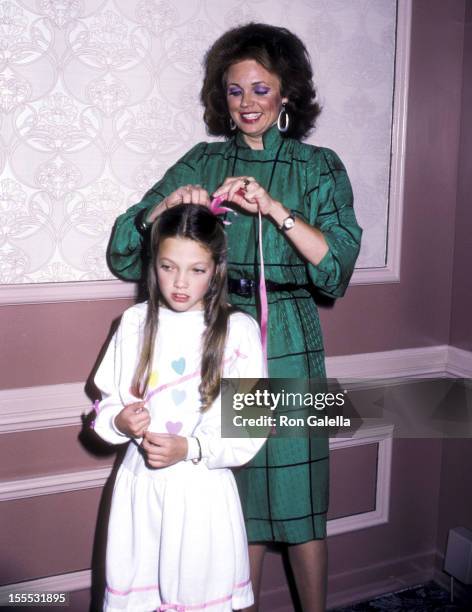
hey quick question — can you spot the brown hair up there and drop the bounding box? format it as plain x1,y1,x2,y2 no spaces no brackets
131,204,231,411
201,22,321,140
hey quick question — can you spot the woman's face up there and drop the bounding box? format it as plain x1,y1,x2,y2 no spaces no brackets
226,59,288,149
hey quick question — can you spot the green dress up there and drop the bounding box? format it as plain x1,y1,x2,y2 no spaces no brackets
108,125,362,543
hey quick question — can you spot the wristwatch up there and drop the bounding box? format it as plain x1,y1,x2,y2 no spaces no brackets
279,212,295,232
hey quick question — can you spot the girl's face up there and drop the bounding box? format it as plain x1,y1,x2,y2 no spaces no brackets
157,236,215,312
226,58,288,150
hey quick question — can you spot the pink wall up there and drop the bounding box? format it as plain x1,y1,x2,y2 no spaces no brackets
450,0,472,351
0,299,133,389
0,490,103,583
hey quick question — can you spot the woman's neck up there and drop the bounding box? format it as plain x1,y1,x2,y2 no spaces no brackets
242,133,264,150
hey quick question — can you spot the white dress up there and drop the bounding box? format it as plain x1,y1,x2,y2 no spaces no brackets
93,304,266,612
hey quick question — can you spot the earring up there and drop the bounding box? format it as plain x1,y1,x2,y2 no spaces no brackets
229,117,237,131
277,103,289,133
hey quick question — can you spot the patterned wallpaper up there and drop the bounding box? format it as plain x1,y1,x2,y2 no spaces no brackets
0,0,397,285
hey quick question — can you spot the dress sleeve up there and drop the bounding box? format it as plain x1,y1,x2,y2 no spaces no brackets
92,307,143,445
188,314,268,470
108,142,207,281
305,148,362,298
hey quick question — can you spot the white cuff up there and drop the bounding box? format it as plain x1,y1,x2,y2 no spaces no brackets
111,415,129,438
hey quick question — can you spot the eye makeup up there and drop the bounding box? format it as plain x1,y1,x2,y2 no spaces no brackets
227,83,271,96
254,86,270,95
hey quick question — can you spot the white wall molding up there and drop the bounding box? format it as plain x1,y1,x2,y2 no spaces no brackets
1,344,469,436
0,382,90,433
328,423,393,537
350,0,411,286
0,468,112,502
0,279,136,306
325,345,450,379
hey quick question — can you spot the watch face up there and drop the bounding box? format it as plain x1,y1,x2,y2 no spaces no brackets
283,216,295,230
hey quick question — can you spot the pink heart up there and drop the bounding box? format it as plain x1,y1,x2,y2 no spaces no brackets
165,421,183,435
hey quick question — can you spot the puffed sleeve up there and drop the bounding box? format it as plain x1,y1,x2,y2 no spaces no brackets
305,148,362,298
93,306,144,445
108,142,207,281
186,313,268,470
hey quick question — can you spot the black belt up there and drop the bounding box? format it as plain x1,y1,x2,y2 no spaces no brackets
228,277,309,297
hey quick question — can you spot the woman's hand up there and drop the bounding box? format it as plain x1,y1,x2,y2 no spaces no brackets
115,402,151,438
212,176,276,216
147,185,210,222
214,176,330,265
142,432,188,468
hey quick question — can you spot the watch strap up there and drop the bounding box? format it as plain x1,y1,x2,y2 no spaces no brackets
279,212,295,232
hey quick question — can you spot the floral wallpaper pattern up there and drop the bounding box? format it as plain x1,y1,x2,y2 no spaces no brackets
0,0,397,285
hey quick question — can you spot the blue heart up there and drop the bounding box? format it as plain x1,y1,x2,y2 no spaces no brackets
172,389,186,405
171,357,186,375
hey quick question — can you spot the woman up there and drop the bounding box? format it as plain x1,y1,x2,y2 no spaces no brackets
108,23,362,612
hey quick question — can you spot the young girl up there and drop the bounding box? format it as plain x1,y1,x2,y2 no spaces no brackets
93,204,266,612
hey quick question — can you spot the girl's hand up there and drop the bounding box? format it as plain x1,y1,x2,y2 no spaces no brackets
115,402,150,438
212,177,276,216
148,185,210,222
142,432,188,468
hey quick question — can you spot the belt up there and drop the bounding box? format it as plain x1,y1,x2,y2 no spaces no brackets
228,277,309,297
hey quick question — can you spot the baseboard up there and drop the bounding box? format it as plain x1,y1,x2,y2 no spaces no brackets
326,549,437,609
0,570,90,598
446,345,472,378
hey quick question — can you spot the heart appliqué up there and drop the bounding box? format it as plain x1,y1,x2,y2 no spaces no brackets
148,370,159,388
172,389,186,405
166,421,183,435
171,357,186,375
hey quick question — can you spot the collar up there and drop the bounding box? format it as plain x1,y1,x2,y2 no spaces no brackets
234,124,284,152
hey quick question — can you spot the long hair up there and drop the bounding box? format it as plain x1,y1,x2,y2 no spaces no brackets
201,22,321,140
131,204,231,412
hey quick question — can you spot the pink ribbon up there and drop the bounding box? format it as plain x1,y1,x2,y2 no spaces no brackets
209,194,268,365
208,194,233,223
89,399,100,429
